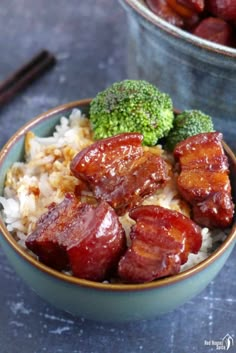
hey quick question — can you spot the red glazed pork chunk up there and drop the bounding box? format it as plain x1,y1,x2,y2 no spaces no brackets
118,205,202,283
146,0,236,47
174,132,234,228
71,133,169,215
26,194,126,281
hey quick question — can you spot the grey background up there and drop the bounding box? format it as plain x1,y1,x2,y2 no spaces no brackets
0,1,235,352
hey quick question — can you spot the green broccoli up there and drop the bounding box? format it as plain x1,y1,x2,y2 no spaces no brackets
89,80,174,146
166,109,214,151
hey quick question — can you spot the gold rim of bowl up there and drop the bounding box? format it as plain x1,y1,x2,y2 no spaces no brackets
0,99,235,292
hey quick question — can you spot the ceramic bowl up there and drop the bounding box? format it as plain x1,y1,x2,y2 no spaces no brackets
0,100,235,322
119,0,236,127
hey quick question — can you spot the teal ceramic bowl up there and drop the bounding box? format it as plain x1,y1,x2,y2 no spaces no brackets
0,100,235,322
119,0,236,125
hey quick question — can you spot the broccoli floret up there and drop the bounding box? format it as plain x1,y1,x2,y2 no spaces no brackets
89,80,174,146
166,109,214,151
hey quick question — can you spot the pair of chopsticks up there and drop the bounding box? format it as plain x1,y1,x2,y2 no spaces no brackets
0,50,56,106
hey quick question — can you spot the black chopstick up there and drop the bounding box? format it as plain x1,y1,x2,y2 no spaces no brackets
0,50,56,106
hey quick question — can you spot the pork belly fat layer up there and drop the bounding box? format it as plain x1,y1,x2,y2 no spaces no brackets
174,132,234,228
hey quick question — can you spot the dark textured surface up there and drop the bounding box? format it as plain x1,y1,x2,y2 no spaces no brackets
0,1,235,352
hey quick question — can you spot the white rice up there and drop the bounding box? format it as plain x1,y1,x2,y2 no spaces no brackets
0,109,227,274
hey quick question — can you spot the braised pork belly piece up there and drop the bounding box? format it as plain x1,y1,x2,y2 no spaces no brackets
174,132,234,228
26,193,126,281
70,133,169,215
118,205,202,283
26,194,80,271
